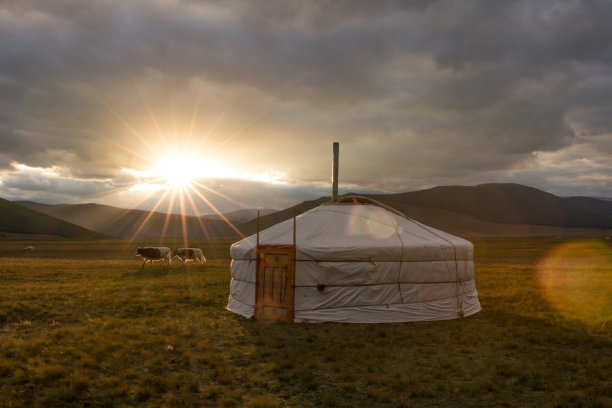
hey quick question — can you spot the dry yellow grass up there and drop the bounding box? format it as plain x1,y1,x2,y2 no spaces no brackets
0,237,610,407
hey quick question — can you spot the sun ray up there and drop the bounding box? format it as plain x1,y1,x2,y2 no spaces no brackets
170,98,178,147
140,91,168,151
184,188,218,257
128,72,168,151
81,174,169,201
83,183,141,200
124,188,172,251
113,195,156,220
102,101,161,160
191,180,250,209
144,100,167,151
207,112,267,156
82,182,174,241
187,184,245,238
193,100,231,152
83,177,170,210
186,82,203,148
178,187,190,248
94,133,159,167
159,189,177,245
85,82,164,163
125,189,171,244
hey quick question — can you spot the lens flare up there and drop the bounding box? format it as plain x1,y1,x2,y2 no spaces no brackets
537,240,612,325
347,205,397,239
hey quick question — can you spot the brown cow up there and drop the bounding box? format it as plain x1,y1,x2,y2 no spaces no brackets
172,248,206,264
136,247,171,267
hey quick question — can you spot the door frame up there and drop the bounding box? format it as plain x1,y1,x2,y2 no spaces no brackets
254,245,296,322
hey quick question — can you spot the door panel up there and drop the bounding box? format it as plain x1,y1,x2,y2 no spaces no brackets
255,246,295,322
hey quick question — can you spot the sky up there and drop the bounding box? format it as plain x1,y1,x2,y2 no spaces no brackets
1,0,611,215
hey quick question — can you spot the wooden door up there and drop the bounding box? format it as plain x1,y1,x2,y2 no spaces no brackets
255,246,295,322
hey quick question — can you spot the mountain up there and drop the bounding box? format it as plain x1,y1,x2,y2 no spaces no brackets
0,198,108,239
13,184,612,240
15,201,241,239
566,196,612,217
366,183,612,229
239,197,330,235
201,208,277,224
240,183,612,237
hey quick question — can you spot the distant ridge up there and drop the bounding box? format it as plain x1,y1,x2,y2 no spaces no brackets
566,196,612,217
240,197,329,235
240,183,612,237
0,198,108,239
15,201,241,239
201,208,277,224
12,183,612,239
367,183,612,229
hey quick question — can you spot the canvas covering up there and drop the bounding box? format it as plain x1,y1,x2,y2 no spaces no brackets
227,203,482,323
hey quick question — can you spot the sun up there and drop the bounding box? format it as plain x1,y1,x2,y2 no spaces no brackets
147,153,241,189
123,151,288,193
152,154,204,189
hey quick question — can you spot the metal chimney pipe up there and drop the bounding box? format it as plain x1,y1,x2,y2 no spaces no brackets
332,142,339,202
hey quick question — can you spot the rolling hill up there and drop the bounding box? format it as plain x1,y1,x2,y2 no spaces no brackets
239,197,329,235
0,198,108,239
240,183,612,237
367,183,612,229
15,202,242,239
12,183,612,239
200,208,277,224
566,196,612,217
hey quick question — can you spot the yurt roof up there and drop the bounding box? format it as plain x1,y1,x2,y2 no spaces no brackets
230,198,473,262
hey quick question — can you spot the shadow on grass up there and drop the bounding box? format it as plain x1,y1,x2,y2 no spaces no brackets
211,239,612,407
233,307,611,407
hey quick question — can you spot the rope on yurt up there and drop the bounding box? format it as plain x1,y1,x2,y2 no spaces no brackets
332,198,409,305
395,222,406,305
408,220,464,318
327,198,465,316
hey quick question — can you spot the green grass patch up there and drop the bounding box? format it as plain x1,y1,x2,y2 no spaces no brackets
0,237,610,407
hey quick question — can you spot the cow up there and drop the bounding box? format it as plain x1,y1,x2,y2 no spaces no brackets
172,248,206,264
136,247,171,268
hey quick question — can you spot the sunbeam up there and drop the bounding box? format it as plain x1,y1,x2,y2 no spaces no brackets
136,84,167,151
102,101,160,160
194,101,231,151
187,184,245,238
191,180,250,209
186,82,203,148
178,187,189,248
85,81,273,249
96,133,159,167
124,187,172,250
184,188,216,252
159,189,178,245
207,111,267,156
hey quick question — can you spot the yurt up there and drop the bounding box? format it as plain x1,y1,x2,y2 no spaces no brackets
227,196,482,323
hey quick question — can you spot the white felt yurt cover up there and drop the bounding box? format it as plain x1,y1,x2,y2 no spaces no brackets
227,201,482,323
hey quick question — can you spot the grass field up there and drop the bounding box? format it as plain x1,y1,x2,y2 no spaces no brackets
1,237,610,407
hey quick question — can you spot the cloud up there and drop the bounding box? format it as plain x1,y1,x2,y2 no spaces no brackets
0,0,611,209
0,163,115,203
0,152,12,171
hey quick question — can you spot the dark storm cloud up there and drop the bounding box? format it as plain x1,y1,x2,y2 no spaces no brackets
1,0,611,207
0,152,12,170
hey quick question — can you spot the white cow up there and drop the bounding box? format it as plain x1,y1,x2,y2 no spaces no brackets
136,247,172,267
172,248,206,264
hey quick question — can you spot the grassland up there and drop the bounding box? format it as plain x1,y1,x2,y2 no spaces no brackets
0,237,610,407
